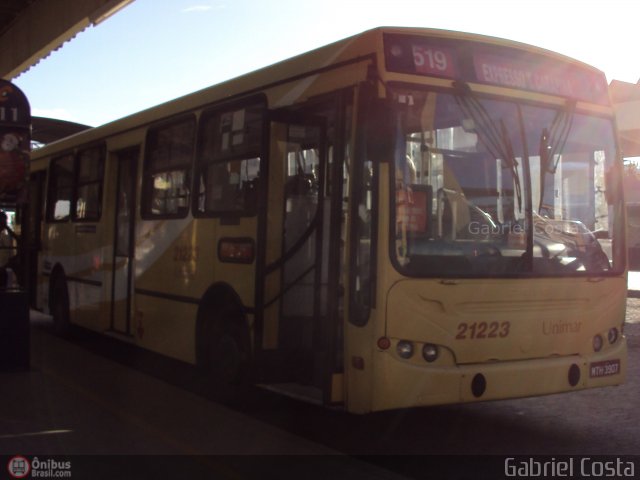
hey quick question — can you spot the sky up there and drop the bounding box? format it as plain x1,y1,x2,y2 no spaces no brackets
11,0,640,128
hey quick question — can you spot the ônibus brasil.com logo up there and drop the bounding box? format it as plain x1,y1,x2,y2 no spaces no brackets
7,456,71,478
7,456,30,479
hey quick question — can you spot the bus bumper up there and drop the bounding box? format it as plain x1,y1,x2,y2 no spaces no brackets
370,338,627,412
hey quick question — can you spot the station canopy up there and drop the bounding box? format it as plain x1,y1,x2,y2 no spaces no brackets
31,117,90,146
0,0,134,80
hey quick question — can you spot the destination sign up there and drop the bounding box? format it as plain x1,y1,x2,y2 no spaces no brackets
411,44,457,78
384,33,609,105
385,35,459,81
472,52,607,103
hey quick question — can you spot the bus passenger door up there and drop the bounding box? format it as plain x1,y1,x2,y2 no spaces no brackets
110,147,138,336
26,170,46,308
261,114,327,390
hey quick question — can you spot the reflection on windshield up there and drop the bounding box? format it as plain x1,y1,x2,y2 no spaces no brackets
391,88,622,276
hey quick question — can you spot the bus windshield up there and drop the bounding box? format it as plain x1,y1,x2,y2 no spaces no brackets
391,87,623,277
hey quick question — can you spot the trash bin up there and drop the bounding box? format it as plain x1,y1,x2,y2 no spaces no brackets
0,289,30,370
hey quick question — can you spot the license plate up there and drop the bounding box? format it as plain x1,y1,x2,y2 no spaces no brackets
589,359,621,378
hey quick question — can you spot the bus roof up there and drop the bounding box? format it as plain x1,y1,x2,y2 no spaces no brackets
32,26,605,158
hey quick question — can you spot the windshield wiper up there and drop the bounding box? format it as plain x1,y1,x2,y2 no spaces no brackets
452,81,523,214
547,100,576,174
538,100,576,212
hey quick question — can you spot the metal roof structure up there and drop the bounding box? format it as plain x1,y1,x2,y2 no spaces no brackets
0,0,134,80
31,116,90,145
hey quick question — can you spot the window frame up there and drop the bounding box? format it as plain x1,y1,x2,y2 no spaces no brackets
45,143,106,224
141,114,197,220
46,152,75,223
193,95,267,219
74,144,106,222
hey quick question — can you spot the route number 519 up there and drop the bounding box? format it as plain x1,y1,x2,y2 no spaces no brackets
413,48,448,71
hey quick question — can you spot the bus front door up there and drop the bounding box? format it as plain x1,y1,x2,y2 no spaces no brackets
261,116,328,393
110,148,138,336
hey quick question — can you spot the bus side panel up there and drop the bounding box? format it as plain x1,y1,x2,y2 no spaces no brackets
132,216,258,364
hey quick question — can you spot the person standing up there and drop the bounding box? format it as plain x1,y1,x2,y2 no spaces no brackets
0,210,18,287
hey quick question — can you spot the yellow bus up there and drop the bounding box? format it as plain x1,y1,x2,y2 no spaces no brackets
29,27,627,413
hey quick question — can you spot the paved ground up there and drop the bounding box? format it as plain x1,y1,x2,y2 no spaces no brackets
0,315,404,479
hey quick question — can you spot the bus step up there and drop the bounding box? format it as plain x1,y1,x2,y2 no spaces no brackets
257,382,323,406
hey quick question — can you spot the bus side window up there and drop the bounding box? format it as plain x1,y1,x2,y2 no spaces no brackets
47,153,75,222
198,157,260,214
143,115,195,218
195,99,264,217
75,145,105,221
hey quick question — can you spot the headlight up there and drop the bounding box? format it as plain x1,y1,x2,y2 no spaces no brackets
397,340,414,359
593,334,603,352
608,328,619,344
422,344,439,363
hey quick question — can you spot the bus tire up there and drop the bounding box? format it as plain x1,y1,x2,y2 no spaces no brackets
207,320,250,403
197,289,252,404
49,270,70,334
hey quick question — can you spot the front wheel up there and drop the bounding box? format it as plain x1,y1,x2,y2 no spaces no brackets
50,274,70,333
206,321,251,404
